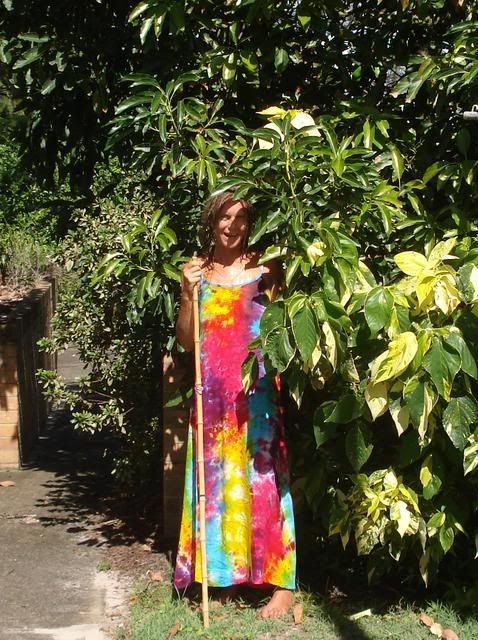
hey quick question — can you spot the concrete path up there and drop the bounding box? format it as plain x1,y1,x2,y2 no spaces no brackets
0,348,129,640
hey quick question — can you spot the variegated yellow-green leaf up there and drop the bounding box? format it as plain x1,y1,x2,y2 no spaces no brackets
389,398,410,436
434,278,461,315
398,483,420,512
290,111,320,136
383,469,399,490
419,384,435,439
365,381,389,420
469,265,478,301
372,332,418,383
257,121,283,150
464,434,478,475
394,251,428,276
420,549,430,586
390,144,404,182
222,52,237,83
416,274,435,309
420,453,443,499
420,456,432,488
322,321,337,370
306,240,327,265
128,1,149,22
427,238,457,267
257,106,287,117
390,500,411,537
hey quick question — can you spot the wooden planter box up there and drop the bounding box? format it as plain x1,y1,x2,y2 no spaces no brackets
0,279,57,469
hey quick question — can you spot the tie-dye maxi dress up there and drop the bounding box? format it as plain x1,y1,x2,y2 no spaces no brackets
174,272,296,590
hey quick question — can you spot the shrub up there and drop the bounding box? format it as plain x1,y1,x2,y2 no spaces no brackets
37,170,182,485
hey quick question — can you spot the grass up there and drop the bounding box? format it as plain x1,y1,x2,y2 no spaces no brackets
0,224,55,290
96,559,112,572
117,582,478,640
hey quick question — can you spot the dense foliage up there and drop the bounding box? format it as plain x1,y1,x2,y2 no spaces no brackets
37,169,182,484
3,0,478,591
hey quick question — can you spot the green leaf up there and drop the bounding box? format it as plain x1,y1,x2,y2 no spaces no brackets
265,327,295,373
241,352,258,393
249,209,284,244
442,396,477,450
427,511,446,530
345,423,373,472
403,377,425,428
313,402,338,447
260,302,285,340
258,244,287,263
13,46,41,69
444,332,478,379
164,386,192,408
464,434,478,475
364,287,394,334
291,304,318,362
298,14,311,29
116,93,153,114
285,256,302,287
41,78,56,95
390,145,404,182
423,337,461,400
456,128,471,157
390,500,411,537
422,162,443,184
420,454,443,500
274,47,289,73
128,1,149,22
160,263,181,281
326,394,363,424
365,381,389,420
331,153,345,177
135,274,149,308
140,16,154,44
222,52,237,83
372,332,418,383
286,367,307,407
398,429,422,467
439,526,455,553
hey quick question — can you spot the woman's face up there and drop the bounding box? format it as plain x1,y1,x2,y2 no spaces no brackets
213,199,249,252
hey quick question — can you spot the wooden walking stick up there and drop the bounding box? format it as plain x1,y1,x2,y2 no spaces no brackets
193,281,210,628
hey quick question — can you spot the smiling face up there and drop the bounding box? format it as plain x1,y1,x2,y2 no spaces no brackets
212,199,249,252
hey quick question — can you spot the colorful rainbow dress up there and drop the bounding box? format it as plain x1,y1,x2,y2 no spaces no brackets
174,271,296,590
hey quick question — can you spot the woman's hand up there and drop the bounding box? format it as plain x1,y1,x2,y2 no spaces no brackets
181,257,203,299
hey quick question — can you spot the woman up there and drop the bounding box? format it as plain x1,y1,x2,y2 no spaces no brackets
174,191,296,618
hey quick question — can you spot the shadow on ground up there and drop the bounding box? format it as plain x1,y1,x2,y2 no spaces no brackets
21,403,173,577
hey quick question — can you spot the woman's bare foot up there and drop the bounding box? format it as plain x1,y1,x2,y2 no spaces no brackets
260,588,294,618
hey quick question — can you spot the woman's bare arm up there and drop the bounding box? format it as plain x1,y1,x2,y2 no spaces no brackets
175,258,203,351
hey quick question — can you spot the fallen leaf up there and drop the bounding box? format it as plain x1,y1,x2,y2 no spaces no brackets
167,620,181,638
442,630,459,640
293,602,304,624
349,608,372,621
430,622,443,637
149,571,163,582
419,613,435,627
0,480,15,487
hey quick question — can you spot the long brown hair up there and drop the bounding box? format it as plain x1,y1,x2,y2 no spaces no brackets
200,190,253,259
